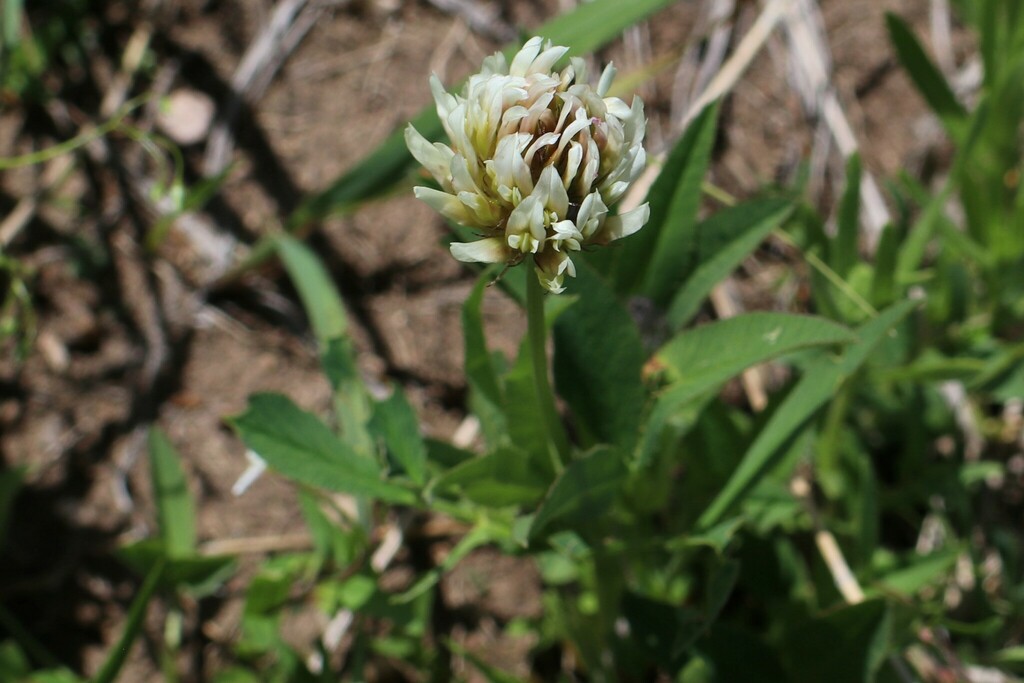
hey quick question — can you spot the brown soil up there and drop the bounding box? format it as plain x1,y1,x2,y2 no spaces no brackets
0,0,960,679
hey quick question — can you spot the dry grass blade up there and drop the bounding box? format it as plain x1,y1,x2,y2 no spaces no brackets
203,0,343,176
780,0,891,250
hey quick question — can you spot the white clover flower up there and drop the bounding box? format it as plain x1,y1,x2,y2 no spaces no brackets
406,37,650,293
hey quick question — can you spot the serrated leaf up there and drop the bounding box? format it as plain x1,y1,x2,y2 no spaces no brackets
528,446,626,540
554,261,646,450
613,102,719,298
230,393,416,504
667,199,794,329
698,300,919,528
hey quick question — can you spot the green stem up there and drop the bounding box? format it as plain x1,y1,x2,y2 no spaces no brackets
526,271,571,471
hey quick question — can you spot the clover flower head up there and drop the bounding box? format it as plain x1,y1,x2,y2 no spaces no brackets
406,36,649,293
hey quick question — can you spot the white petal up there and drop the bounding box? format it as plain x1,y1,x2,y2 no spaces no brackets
509,37,544,76
450,238,509,263
404,125,454,190
414,186,477,226
594,203,650,244
562,142,583,188
597,63,617,96
430,74,458,120
535,165,569,217
528,45,569,75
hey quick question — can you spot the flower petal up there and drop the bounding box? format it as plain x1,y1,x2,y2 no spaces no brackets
450,238,509,264
509,37,544,77
404,125,454,190
592,203,650,245
414,186,478,226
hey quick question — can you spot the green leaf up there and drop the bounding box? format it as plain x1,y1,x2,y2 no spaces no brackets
834,154,862,277
118,540,235,596
554,261,646,450
698,300,919,528
782,600,892,683
370,386,428,485
886,13,967,136
656,312,856,394
528,446,626,540
148,428,196,558
230,393,416,504
870,224,899,305
1,0,21,50
288,0,682,230
322,337,375,457
613,102,719,297
667,199,794,329
274,234,347,345
871,549,958,597
433,447,549,507
505,339,556,474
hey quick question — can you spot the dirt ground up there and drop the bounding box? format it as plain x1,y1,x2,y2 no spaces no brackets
0,0,959,679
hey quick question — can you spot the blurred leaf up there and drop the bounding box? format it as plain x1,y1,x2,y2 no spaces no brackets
529,446,626,540
275,234,347,345
613,102,719,297
433,446,549,507
1,0,21,50
871,550,958,597
230,393,416,504
370,386,428,485
322,337,375,457
697,624,788,683
667,517,745,555
620,592,702,669
870,224,899,305
463,273,508,446
698,300,919,528
835,154,862,277
148,428,196,558
554,261,646,450
505,339,556,475
91,560,165,683
118,540,235,596
782,600,892,683
656,312,856,391
886,13,967,136
667,199,794,329
288,0,682,230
